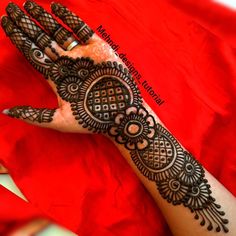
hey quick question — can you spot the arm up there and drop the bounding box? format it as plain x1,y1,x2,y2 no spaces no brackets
1,2,236,235
109,101,236,236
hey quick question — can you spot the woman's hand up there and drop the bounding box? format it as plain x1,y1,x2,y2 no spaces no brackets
1,1,130,133
2,2,234,235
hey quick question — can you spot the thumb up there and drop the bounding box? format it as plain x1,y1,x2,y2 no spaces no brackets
3,106,59,130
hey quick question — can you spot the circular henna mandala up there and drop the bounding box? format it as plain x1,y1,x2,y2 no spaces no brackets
109,106,156,150
72,61,142,132
49,56,95,83
57,76,82,102
49,57,75,83
157,178,189,205
184,180,212,210
131,124,185,182
72,57,94,80
179,152,204,186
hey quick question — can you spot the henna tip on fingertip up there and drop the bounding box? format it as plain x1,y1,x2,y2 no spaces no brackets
50,2,57,9
0,15,8,27
23,0,31,7
23,0,31,5
2,109,10,115
0,15,6,21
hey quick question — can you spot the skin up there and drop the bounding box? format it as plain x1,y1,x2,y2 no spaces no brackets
1,2,236,236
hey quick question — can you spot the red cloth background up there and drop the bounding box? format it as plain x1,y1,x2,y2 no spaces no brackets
0,185,47,235
0,0,236,235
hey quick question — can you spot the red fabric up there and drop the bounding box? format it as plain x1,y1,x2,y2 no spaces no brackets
0,185,46,234
0,0,236,235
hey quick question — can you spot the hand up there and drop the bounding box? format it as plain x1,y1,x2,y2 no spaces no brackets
1,1,133,133
1,1,230,233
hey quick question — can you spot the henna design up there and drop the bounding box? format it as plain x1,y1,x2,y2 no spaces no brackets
47,53,228,231
6,3,59,58
131,124,185,182
24,1,73,46
57,76,82,102
109,106,155,150
2,3,229,232
1,16,52,78
7,106,55,123
51,3,94,43
130,123,229,232
50,57,142,132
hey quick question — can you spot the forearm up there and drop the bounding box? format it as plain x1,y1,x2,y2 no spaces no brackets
108,101,236,236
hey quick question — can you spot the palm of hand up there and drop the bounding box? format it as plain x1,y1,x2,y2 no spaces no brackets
1,1,142,134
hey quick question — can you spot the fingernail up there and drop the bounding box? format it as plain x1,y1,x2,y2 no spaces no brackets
2,109,10,115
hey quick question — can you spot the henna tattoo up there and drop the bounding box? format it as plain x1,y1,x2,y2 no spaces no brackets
7,106,55,123
131,124,185,181
24,1,73,46
50,57,142,132
130,123,229,232
1,16,52,78
51,3,94,44
2,3,229,232
6,3,59,58
47,53,228,231
109,106,155,150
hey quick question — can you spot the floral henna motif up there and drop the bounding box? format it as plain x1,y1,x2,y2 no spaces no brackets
109,106,155,150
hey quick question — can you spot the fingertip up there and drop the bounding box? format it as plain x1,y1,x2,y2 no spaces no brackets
2,109,10,115
23,0,33,9
24,0,38,15
23,1,27,8
0,15,9,28
50,2,58,11
0,15,7,21
6,2,15,13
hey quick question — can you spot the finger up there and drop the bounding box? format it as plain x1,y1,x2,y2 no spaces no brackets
2,105,84,133
1,16,52,78
3,106,57,129
51,2,94,44
6,2,64,60
24,0,79,51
